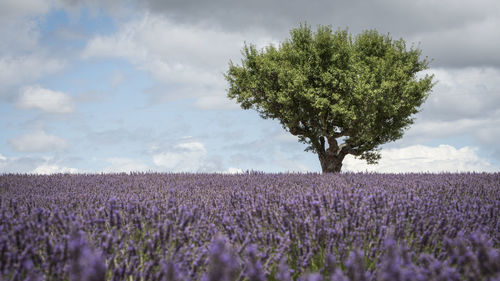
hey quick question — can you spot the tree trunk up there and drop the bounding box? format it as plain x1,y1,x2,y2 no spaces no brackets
319,150,346,173
316,136,350,173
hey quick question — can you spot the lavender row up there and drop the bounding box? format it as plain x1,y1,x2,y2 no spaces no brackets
0,172,499,280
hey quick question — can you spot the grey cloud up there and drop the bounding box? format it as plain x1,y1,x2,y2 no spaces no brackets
0,0,50,20
473,111,500,160
386,66,500,156
137,0,500,68
409,18,500,68
139,0,466,34
419,68,500,122
139,0,498,34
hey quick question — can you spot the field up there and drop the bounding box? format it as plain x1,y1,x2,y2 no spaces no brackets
0,172,499,281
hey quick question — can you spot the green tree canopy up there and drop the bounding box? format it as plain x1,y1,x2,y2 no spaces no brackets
225,24,434,172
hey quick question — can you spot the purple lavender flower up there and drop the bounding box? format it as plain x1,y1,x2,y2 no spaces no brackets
68,230,107,281
0,172,499,280
244,244,266,281
201,236,240,281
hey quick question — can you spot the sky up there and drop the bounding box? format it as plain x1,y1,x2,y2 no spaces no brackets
1,0,500,174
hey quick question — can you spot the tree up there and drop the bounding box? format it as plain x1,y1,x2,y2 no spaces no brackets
225,24,434,173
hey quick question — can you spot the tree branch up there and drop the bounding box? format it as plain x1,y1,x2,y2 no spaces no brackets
321,113,329,137
320,136,325,155
335,142,363,157
332,131,347,138
289,126,306,136
326,136,339,153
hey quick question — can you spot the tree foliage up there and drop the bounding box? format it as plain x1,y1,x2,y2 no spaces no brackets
225,24,434,172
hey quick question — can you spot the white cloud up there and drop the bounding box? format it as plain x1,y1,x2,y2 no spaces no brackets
83,14,245,70
175,141,205,151
344,144,497,173
0,57,64,92
0,1,64,96
9,130,68,152
33,164,78,174
102,157,151,173
225,167,243,174
83,13,276,109
0,153,78,174
398,67,500,150
153,141,207,172
17,85,75,113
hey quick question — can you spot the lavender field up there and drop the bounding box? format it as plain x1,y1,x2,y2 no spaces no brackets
1,172,499,281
